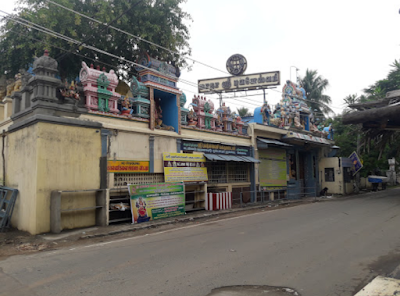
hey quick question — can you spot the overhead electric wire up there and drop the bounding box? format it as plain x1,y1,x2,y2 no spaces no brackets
8,28,138,79
54,0,145,62
0,9,342,113
43,0,230,76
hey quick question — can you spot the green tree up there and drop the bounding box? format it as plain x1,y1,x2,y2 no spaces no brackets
0,0,192,79
237,107,252,117
299,69,333,116
338,60,400,177
364,60,400,99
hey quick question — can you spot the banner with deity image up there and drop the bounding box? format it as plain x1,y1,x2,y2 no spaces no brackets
128,182,185,224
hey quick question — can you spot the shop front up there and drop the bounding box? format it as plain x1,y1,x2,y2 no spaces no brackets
181,139,259,204
256,137,293,199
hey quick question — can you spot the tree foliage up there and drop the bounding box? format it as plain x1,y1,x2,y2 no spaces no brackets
0,0,192,79
363,60,400,100
299,69,333,116
334,59,400,176
237,107,252,117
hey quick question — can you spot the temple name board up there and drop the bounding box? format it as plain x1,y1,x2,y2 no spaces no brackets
198,71,280,94
107,160,149,173
182,141,251,156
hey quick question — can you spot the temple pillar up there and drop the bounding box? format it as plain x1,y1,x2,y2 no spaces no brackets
176,94,181,135
0,103,4,122
3,97,12,119
149,87,155,130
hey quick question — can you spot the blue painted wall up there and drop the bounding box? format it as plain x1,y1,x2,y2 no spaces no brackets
253,107,263,124
154,89,179,132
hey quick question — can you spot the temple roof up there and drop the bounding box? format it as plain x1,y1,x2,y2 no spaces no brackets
342,89,400,129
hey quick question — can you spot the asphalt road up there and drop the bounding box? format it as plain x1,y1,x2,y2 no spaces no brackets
2,189,400,296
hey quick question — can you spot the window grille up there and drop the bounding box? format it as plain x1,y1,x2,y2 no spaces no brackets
206,162,249,184
113,173,164,187
324,168,335,182
227,162,249,182
205,162,227,184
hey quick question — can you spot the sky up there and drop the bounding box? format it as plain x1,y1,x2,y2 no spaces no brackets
2,0,400,116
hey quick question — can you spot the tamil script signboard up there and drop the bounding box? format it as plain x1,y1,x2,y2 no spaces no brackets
181,141,251,156
198,71,280,94
163,153,208,183
107,160,149,173
349,151,363,175
128,182,185,224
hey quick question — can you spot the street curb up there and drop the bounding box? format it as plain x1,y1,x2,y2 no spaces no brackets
78,199,308,240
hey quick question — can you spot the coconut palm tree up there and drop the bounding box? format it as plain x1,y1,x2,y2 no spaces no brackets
300,69,333,116
237,107,252,117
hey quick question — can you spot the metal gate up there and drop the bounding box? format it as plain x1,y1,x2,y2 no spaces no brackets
0,186,18,232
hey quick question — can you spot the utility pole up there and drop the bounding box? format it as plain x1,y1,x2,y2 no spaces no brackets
263,89,266,104
355,133,361,193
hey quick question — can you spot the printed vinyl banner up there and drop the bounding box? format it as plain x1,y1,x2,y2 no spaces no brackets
128,182,185,224
259,148,287,187
163,153,208,183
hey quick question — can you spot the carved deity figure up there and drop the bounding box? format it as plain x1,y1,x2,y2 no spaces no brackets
154,101,163,128
6,79,15,97
232,116,237,131
294,111,302,128
215,113,223,130
187,109,198,126
328,123,334,140
13,73,22,92
260,102,271,125
310,123,319,132
121,96,133,116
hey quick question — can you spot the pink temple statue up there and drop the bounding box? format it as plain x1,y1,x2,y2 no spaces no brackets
79,62,119,113
192,95,217,130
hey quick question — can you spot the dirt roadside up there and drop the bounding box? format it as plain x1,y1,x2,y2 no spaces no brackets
0,197,346,260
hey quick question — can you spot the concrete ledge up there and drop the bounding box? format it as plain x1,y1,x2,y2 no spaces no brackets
354,276,400,296
8,114,103,133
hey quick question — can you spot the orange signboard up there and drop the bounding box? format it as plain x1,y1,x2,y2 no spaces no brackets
107,160,149,173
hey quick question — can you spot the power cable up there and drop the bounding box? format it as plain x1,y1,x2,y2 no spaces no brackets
43,0,230,75
0,9,341,112
54,0,145,62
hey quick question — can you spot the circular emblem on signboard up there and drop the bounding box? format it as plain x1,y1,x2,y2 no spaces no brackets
226,54,247,76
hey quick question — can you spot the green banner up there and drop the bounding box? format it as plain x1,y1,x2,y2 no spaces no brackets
128,182,185,224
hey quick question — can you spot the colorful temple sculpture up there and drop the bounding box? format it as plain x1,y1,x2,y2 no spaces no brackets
9,50,86,120
180,92,189,125
134,53,181,132
253,80,333,139
79,62,120,114
60,80,80,110
185,96,247,135
129,76,150,119
192,95,217,130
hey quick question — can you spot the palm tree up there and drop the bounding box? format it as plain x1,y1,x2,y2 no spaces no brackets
237,107,252,117
364,59,400,99
300,69,333,116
